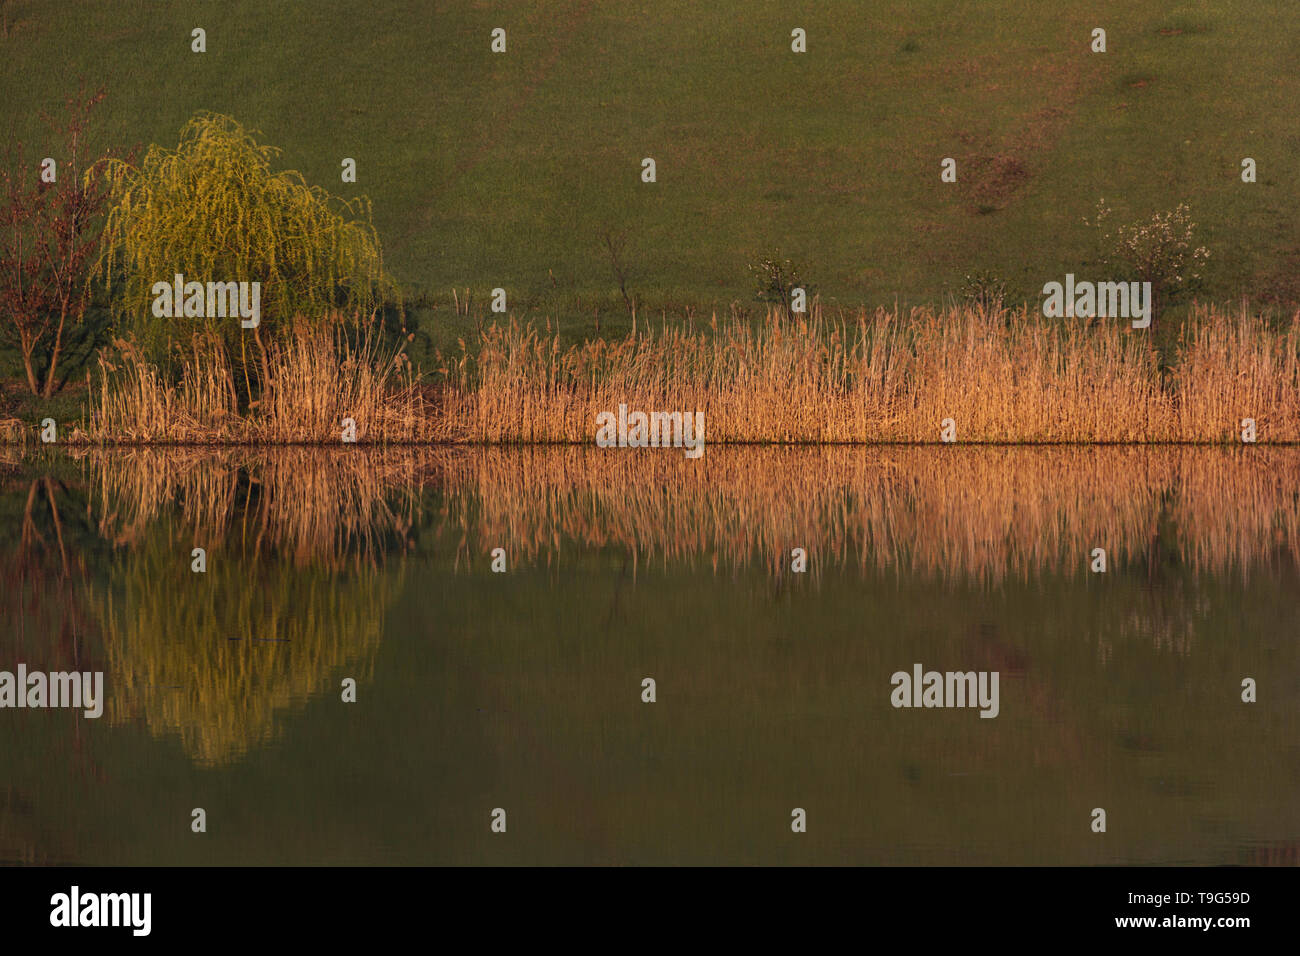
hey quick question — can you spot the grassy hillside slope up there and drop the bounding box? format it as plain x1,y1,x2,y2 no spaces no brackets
2,0,1298,322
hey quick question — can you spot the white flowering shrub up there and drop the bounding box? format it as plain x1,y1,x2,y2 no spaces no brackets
958,270,1009,310
749,253,813,305
1085,199,1211,320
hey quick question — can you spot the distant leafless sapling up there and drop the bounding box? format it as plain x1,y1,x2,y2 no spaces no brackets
602,227,634,318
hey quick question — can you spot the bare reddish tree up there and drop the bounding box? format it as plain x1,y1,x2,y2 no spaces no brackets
0,139,53,393
0,83,116,397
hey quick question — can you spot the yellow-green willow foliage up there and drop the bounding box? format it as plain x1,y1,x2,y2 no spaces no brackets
95,112,395,353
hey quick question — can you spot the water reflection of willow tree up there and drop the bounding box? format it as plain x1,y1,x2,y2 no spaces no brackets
97,546,391,766
81,448,417,766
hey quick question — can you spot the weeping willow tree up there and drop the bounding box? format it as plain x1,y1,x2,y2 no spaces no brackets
94,112,397,395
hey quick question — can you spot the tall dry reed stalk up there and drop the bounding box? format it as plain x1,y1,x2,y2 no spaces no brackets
250,318,428,443
1170,305,1300,441
91,333,239,442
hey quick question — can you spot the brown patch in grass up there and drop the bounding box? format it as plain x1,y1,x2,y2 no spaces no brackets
955,60,1081,214
1253,247,1300,312
965,150,1032,212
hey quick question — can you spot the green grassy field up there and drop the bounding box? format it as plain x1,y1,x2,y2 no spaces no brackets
2,0,1299,363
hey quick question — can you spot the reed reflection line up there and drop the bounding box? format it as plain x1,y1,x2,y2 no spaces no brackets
427,446,1300,583
78,444,1300,583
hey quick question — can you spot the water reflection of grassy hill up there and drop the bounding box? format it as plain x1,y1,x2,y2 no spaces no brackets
392,563,1297,865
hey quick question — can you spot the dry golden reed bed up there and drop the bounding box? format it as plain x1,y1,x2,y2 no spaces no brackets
67,302,1300,444
75,443,1300,583
443,302,1300,444
87,320,428,444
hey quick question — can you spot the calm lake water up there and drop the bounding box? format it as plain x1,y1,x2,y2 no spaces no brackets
2,445,1297,865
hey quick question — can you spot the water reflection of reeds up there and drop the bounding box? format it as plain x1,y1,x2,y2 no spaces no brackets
78,444,1300,584
79,446,423,568
12,446,1298,861
424,446,1300,583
